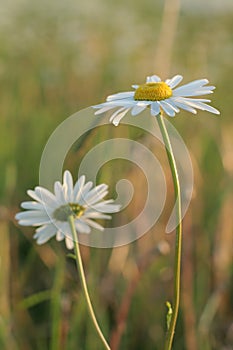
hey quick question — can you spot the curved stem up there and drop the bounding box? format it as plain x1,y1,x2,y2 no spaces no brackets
68,215,111,350
156,113,182,350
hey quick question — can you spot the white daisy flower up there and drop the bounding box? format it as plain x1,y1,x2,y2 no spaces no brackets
93,74,220,126
15,171,121,249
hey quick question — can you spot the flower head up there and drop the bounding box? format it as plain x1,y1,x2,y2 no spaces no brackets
15,171,121,249
93,74,220,126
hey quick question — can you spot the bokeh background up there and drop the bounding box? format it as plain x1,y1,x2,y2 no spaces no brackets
1,0,233,349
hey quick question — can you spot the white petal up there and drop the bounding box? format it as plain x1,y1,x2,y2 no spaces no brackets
21,201,44,210
147,75,161,83
55,223,76,249
112,108,131,126
199,103,220,114
131,104,147,116
33,224,57,244
34,187,58,208
81,184,108,205
63,171,73,202
79,182,93,201
83,211,111,219
94,105,116,115
137,101,151,107
73,175,86,202
98,99,135,107
56,230,65,241
164,99,180,113
55,221,70,234
73,179,93,203
159,101,176,117
173,77,215,96
16,210,47,220
83,218,104,231
173,88,214,97
171,98,197,114
65,236,74,249
181,98,211,103
132,84,139,89
15,210,51,226
109,107,127,122
54,181,67,204
181,99,220,114
75,220,91,234
174,78,209,91
107,91,134,101
27,189,43,203
166,75,183,89
91,201,121,213
151,102,160,116
17,217,52,226
198,103,219,114
83,191,109,206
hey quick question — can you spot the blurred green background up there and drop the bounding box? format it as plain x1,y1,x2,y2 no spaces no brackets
0,0,233,349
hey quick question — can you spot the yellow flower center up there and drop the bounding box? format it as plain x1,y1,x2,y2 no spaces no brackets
53,203,85,221
134,82,172,101
69,203,86,218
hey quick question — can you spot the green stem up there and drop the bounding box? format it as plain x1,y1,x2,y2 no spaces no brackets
68,215,111,350
156,113,182,350
51,258,65,350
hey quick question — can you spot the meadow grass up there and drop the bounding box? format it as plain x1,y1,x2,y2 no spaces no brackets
0,1,232,349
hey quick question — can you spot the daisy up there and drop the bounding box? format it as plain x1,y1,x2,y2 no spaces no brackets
93,74,220,126
15,171,121,249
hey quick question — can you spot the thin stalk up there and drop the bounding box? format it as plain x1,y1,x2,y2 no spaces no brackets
51,258,65,350
68,215,111,350
156,113,182,350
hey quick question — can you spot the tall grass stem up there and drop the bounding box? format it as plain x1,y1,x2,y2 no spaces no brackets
68,215,111,350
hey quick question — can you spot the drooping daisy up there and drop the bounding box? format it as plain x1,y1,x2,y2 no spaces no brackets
93,74,220,126
15,171,121,249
